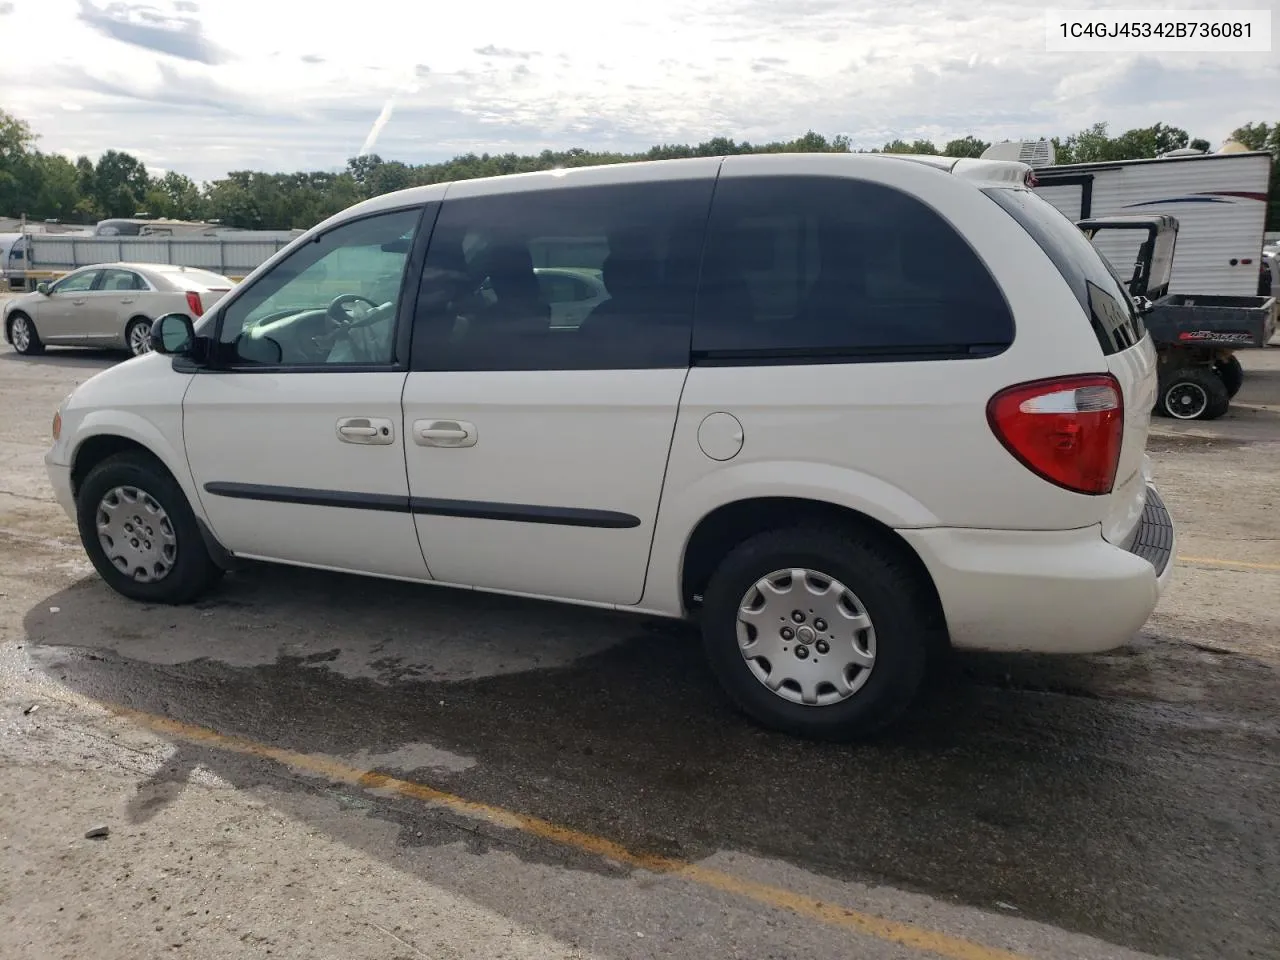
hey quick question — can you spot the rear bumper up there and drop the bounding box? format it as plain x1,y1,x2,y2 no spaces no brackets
899,484,1175,654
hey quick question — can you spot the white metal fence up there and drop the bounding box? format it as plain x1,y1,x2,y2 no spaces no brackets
27,234,297,281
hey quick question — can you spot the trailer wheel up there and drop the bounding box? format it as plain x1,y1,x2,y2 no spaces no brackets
1157,366,1231,421
1215,354,1244,399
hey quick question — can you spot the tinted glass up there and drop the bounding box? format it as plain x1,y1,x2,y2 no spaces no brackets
985,187,1146,355
692,175,1014,359
411,179,714,371
217,207,421,367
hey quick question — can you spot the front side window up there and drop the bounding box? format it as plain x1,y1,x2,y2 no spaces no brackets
52,270,100,294
216,206,422,367
411,178,715,371
693,176,1015,359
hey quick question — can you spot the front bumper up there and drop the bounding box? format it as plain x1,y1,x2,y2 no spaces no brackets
899,484,1175,655
45,457,77,523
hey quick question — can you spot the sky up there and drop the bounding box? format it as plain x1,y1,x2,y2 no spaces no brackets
0,0,1275,183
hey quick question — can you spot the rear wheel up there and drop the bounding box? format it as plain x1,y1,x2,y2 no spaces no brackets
700,526,936,741
1215,354,1244,399
125,317,153,357
75,452,223,604
1156,366,1231,421
8,312,44,355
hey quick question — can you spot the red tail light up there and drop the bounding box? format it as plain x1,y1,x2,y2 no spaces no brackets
185,291,203,316
987,374,1124,495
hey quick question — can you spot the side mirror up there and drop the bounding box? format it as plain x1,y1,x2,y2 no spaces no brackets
150,313,195,355
35,281,49,295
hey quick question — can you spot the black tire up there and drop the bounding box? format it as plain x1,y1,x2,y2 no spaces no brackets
125,317,153,357
700,526,938,741
76,452,223,604
8,312,44,355
1155,366,1231,421
1215,354,1244,399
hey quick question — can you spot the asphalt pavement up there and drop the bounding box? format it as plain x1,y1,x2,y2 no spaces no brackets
2,336,1278,960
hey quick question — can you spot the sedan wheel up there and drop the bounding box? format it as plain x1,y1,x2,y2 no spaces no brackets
127,319,153,356
9,314,43,355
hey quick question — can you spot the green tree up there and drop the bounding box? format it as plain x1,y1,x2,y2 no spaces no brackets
146,171,205,220
0,109,38,216
944,135,990,158
93,149,151,218
28,154,81,220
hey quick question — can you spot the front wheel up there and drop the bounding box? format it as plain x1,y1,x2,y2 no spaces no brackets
700,526,937,741
8,313,44,355
76,452,223,604
125,318,153,357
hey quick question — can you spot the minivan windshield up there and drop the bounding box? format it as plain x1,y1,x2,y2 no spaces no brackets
985,186,1146,355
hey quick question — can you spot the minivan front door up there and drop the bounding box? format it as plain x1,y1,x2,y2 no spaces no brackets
181,205,432,581
401,171,717,605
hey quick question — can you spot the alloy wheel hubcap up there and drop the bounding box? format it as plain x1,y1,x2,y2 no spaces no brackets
1166,382,1208,420
96,486,177,582
736,567,876,706
130,323,152,355
12,317,29,350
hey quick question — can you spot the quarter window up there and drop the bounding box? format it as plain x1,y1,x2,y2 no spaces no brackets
985,187,1145,355
216,207,422,367
411,179,714,371
693,176,1015,359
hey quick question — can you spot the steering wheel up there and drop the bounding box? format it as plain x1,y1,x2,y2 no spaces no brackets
326,294,381,327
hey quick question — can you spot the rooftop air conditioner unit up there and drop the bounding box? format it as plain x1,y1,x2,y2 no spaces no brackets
979,139,1056,168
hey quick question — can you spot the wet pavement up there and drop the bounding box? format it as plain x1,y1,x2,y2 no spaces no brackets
3,340,1280,960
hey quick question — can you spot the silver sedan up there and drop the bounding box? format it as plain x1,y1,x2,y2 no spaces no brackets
2,262,234,358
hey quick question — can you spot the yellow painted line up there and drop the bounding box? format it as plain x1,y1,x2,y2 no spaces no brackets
1178,555,1280,572
101,701,1028,960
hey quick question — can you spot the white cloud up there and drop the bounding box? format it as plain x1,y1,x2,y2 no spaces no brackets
0,0,1275,182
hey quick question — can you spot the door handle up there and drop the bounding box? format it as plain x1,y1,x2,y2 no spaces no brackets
336,417,395,445
72,298,86,306
120,298,135,304
414,419,477,448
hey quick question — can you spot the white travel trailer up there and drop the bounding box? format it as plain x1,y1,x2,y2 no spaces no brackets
1027,148,1272,298
0,233,27,290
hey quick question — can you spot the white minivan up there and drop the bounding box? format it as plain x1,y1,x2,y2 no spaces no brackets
44,153,1176,739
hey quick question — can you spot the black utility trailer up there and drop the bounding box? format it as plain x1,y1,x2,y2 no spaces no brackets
1077,215,1277,421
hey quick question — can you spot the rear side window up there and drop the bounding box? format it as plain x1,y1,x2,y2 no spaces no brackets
985,187,1146,355
692,175,1014,360
412,178,714,371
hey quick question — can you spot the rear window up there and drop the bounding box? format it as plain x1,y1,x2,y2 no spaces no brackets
984,187,1146,355
691,175,1014,361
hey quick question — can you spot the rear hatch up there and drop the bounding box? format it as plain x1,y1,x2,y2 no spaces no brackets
984,186,1157,546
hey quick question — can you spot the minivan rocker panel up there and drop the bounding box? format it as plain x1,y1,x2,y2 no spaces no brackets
44,151,1175,741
